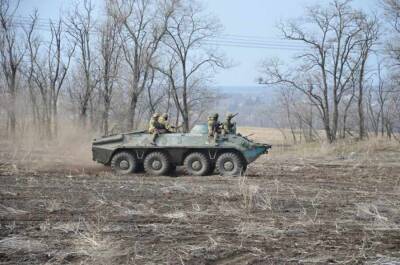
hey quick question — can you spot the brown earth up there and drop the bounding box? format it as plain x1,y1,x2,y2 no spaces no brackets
0,135,400,264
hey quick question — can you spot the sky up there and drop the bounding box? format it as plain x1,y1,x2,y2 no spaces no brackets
17,0,379,87
202,0,378,87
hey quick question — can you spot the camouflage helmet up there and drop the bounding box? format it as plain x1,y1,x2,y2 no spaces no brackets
152,112,160,118
213,113,219,119
161,113,168,119
227,113,234,119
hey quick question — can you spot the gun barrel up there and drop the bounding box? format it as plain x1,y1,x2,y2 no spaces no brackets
264,144,272,149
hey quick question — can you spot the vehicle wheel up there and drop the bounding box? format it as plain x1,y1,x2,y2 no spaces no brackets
143,152,170,176
216,152,244,177
111,152,138,175
183,152,210,176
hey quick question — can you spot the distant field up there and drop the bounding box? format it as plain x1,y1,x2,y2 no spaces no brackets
238,127,400,158
238,127,288,144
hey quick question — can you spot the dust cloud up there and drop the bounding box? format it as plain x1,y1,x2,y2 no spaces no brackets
0,122,103,174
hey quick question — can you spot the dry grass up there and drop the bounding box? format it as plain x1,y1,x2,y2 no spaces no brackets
6,125,398,170
239,126,400,160
0,236,48,254
1,126,400,264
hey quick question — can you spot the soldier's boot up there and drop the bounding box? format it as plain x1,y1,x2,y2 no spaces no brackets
207,135,214,145
151,133,158,145
213,133,219,146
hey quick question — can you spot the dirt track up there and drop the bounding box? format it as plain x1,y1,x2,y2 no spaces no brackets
1,144,400,264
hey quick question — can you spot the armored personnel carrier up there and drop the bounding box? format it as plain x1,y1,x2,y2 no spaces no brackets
92,124,271,176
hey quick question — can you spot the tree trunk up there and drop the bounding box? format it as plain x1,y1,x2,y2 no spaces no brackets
45,99,52,138
332,96,339,142
308,106,313,142
53,100,58,137
128,93,138,130
358,63,366,140
9,95,16,136
102,97,111,135
80,104,88,128
182,70,190,132
323,118,333,143
358,90,365,140
182,112,189,133
381,109,385,137
321,104,333,143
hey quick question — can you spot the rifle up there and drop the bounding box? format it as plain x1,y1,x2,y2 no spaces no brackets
231,113,239,119
172,123,184,132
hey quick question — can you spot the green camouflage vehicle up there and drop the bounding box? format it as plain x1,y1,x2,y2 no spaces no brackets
92,124,271,176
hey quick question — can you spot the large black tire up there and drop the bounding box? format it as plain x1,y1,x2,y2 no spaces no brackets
183,152,210,176
111,152,138,175
216,152,244,177
143,152,171,176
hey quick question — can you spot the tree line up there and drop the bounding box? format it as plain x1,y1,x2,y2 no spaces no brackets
1,0,400,144
260,0,400,143
0,0,223,139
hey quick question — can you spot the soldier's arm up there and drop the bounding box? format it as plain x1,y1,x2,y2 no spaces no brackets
166,122,174,132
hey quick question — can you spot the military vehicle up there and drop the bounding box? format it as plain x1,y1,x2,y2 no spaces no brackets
92,124,271,176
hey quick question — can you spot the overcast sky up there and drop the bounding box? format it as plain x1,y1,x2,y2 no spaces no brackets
17,0,379,87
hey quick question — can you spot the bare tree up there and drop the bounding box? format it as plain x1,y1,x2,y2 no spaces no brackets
356,15,379,139
145,68,164,114
368,61,400,138
278,86,299,143
260,0,374,143
0,0,225,140
99,5,122,135
382,0,400,65
25,15,73,137
0,0,25,136
109,0,173,130
48,19,74,136
341,77,356,138
24,11,40,132
66,0,98,127
380,0,400,139
157,1,224,132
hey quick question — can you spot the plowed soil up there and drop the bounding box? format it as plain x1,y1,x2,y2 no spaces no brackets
1,141,400,264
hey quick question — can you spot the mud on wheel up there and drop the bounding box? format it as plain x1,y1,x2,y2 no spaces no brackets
143,152,171,176
111,151,138,175
183,152,210,176
216,152,245,176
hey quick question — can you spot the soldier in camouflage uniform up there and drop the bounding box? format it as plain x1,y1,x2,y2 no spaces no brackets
148,113,165,145
222,113,236,136
158,113,176,133
207,113,221,144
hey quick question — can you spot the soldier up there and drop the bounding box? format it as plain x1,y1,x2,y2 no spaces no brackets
222,113,236,135
158,113,176,133
148,113,164,145
207,113,221,144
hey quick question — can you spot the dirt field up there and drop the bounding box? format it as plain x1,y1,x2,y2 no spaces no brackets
1,129,400,264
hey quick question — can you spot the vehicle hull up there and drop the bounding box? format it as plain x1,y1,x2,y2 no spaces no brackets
92,124,271,174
